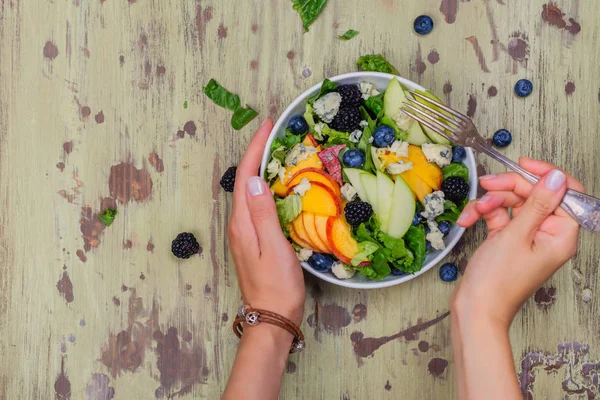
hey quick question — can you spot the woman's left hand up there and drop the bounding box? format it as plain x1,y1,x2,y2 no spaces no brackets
227,119,306,325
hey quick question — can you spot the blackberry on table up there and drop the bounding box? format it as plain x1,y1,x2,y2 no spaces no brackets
441,176,470,203
220,166,237,192
336,85,362,108
344,200,373,227
330,107,362,132
171,232,201,259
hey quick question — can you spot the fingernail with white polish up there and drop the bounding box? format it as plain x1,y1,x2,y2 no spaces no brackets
457,210,470,224
248,176,265,196
545,169,566,192
479,174,497,180
477,193,492,204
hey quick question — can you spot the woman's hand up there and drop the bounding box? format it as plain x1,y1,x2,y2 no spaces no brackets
453,157,584,325
450,158,584,400
228,118,305,325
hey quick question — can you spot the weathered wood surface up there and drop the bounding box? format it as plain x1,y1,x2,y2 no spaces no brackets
1,0,599,399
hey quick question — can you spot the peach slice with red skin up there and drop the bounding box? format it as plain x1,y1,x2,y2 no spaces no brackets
302,134,319,148
288,224,316,251
285,168,341,197
326,217,360,265
291,215,319,250
314,215,332,253
270,154,324,196
287,181,341,217
302,212,330,253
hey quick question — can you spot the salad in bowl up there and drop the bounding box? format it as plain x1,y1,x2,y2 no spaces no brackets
260,72,477,289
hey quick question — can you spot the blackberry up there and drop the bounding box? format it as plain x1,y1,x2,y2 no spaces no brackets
220,166,237,192
330,107,361,132
336,85,362,108
441,176,470,203
171,232,201,259
344,200,373,227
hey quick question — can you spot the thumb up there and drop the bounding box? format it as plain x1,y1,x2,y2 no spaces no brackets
508,169,567,237
246,176,287,249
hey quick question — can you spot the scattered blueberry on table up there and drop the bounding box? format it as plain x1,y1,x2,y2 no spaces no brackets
288,115,309,135
438,221,450,236
220,166,237,192
439,263,458,282
441,176,470,203
414,15,434,35
344,200,373,227
342,149,366,168
493,129,512,148
172,232,202,259
308,253,335,272
452,146,466,163
514,79,533,98
372,125,396,148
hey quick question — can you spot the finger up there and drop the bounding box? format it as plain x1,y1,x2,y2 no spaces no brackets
456,200,481,228
246,176,290,252
474,191,524,214
506,169,567,238
481,207,511,237
519,158,585,192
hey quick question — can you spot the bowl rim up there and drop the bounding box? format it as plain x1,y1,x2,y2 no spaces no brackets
260,71,478,290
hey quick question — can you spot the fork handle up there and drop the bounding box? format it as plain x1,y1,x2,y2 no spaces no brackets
472,139,600,233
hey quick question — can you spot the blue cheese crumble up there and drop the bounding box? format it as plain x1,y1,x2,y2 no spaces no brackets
341,183,357,201
349,129,363,143
360,81,380,100
421,143,452,168
285,144,317,167
390,140,409,158
387,161,413,175
393,110,415,131
426,221,446,251
313,92,341,123
332,262,356,279
293,178,311,196
421,190,445,220
296,248,313,262
313,122,325,141
267,157,286,183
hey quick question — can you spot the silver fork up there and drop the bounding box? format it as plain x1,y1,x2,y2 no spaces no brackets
402,90,600,234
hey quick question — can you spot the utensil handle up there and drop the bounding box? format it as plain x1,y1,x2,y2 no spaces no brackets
473,139,600,233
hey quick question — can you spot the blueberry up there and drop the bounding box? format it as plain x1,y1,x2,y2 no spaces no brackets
438,221,450,236
288,115,309,135
342,149,366,168
412,213,421,226
452,146,466,163
372,125,395,148
307,253,335,272
439,263,458,282
514,79,533,98
414,15,434,35
424,225,431,235
493,129,512,148
426,241,431,251
391,268,407,276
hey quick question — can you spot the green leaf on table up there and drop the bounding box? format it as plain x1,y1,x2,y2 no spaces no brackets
276,195,303,228
442,162,469,181
356,54,400,75
338,29,359,40
231,106,258,130
292,0,329,32
183,101,188,109
98,208,117,227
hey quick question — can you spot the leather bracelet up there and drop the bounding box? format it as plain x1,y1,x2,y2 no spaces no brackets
233,305,305,353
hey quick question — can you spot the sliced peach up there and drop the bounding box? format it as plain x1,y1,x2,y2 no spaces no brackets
288,224,316,251
302,134,318,147
293,182,341,217
302,213,329,253
286,168,341,197
271,179,288,197
314,215,332,253
400,169,433,204
326,217,360,264
291,214,318,249
270,154,324,196
399,145,443,191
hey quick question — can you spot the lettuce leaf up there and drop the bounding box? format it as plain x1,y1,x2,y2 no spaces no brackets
356,54,400,75
276,195,302,228
292,0,329,32
403,225,426,273
442,162,469,181
270,128,302,152
304,104,316,129
436,200,462,223
364,93,384,116
308,78,338,105
351,241,379,266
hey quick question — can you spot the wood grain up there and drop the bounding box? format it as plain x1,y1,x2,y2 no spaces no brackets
1,0,599,398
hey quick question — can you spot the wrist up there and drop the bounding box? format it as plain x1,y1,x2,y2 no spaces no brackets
241,322,295,353
451,296,511,334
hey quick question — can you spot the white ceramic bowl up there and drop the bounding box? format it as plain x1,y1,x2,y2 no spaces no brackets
260,72,478,289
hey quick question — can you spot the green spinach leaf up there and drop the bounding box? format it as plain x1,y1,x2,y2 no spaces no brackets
203,79,241,111
338,29,359,40
291,0,329,32
98,208,117,227
308,79,338,104
231,106,258,130
270,129,302,152
364,93,384,116
403,225,426,273
356,54,400,75
370,248,392,279
436,200,462,223
442,162,469,181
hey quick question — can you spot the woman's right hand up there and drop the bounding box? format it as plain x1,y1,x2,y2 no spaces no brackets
453,157,584,326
